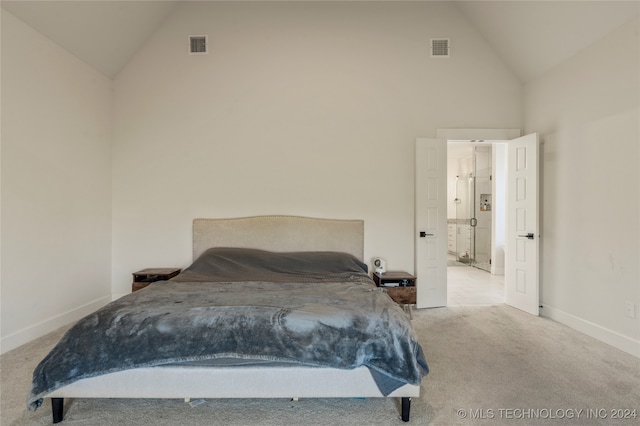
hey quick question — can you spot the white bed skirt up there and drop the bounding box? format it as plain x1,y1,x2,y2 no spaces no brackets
46,365,420,399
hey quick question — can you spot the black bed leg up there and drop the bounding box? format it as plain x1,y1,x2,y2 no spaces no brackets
401,397,411,422
52,398,64,423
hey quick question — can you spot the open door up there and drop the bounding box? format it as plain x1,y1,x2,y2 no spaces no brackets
415,138,447,308
505,133,539,315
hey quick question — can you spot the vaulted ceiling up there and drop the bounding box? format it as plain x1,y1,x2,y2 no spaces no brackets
1,0,180,78
2,1,638,82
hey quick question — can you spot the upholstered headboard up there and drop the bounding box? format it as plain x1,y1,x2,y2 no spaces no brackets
193,216,364,262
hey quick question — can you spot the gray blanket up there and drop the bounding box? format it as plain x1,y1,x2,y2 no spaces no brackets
28,249,428,411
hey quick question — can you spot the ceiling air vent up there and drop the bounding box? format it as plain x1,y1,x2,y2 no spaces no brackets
431,38,450,58
189,35,208,54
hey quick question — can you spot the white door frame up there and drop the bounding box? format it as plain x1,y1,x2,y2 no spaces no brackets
434,129,540,311
436,129,522,141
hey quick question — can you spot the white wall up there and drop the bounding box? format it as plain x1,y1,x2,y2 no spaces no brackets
111,1,523,296
525,17,639,355
0,12,113,353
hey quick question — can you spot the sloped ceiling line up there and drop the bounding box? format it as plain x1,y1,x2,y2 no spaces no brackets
2,1,638,82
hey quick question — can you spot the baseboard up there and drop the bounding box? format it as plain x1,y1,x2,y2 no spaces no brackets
541,304,640,358
111,293,128,301
0,295,111,355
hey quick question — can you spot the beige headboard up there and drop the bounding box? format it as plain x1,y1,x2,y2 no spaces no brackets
193,216,364,262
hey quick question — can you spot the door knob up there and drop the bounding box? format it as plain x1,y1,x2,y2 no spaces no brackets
419,231,434,238
519,233,535,240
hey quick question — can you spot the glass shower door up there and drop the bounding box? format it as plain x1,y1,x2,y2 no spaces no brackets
455,173,492,271
455,175,473,265
474,175,492,272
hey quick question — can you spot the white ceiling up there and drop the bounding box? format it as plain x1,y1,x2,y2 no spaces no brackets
2,1,638,81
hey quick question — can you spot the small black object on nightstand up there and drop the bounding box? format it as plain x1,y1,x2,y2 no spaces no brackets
132,268,181,292
372,271,417,318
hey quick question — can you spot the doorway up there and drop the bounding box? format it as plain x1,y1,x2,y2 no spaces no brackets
416,130,539,313
447,141,505,305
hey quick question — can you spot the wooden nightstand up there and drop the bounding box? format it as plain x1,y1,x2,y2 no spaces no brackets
132,268,181,292
372,271,417,318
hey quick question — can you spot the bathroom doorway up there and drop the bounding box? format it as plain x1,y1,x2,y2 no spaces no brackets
447,141,505,304
419,129,538,311
448,143,500,272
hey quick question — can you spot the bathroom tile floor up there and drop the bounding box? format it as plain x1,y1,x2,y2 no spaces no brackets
447,261,505,306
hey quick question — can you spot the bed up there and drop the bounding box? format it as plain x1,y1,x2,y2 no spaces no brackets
27,216,428,423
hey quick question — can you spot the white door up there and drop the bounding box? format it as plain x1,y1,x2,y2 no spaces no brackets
415,138,447,308
505,133,540,315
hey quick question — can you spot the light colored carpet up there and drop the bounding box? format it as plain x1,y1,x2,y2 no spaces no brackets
2,305,639,425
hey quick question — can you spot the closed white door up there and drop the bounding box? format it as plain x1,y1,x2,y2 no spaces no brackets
415,138,447,308
505,133,540,315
